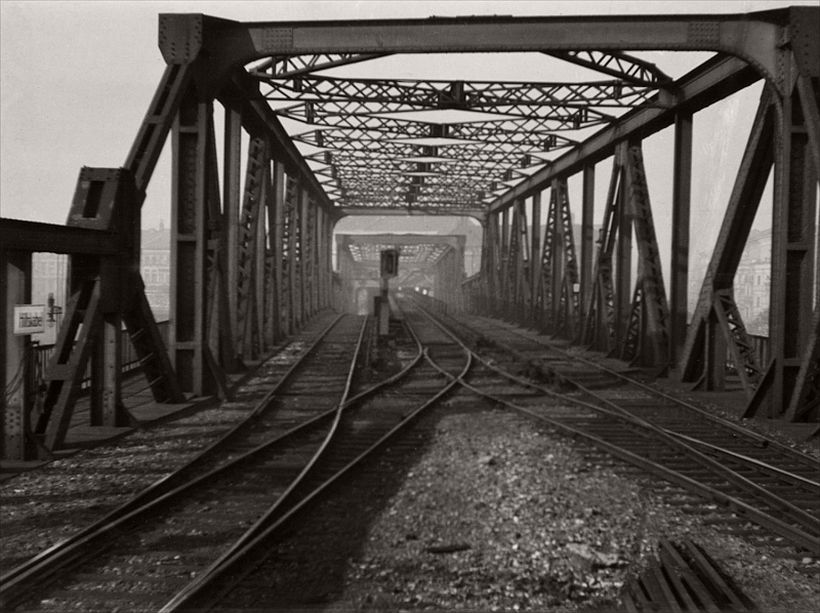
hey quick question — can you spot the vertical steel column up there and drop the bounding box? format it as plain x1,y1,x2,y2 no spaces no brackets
316,208,325,311
318,208,329,309
537,184,557,331
297,187,308,326
785,74,820,420
288,178,300,331
255,154,268,353
614,143,633,351
170,95,210,396
479,216,491,314
549,180,566,327
500,207,510,316
1,251,37,460
516,199,530,322
235,137,265,361
671,113,693,370
455,236,466,311
308,198,319,317
489,212,499,315
327,213,335,309
284,175,296,334
317,205,324,312
325,210,333,309
508,201,522,321
223,107,242,349
581,165,595,319
530,192,542,321
89,311,123,427
273,162,286,338
265,158,280,344
768,68,818,417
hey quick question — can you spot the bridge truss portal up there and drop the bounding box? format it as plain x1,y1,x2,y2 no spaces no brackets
1,6,818,460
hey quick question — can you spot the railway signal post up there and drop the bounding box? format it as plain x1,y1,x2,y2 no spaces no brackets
378,249,399,336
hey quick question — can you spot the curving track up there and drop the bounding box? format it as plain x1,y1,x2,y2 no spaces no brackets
1,309,474,613
4,299,817,612
408,296,820,563
1,314,369,612
159,306,471,611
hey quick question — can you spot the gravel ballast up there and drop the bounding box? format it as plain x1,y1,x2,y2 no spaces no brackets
223,398,820,612
3,312,818,611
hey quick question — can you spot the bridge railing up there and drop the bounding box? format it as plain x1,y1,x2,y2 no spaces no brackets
31,321,170,393
725,334,770,375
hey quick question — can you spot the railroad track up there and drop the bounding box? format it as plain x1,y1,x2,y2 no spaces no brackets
199,300,770,613
406,296,820,564
1,313,369,611
159,307,470,611
5,300,814,611
1,310,471,612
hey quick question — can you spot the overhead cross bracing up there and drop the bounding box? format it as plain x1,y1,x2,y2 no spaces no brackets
338,234,463,266
251,56,667,211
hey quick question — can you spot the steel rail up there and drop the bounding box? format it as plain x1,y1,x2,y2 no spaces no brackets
408,299,820,554
423,333,820,556
0,313,347,588
417,303,820,523
436,306,819,472
156,315,371,611
160,308,471,612
479,316,819,469
0,313,362,608
668,433,820,491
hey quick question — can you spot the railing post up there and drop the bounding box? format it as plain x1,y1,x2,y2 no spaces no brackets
1,250,40,460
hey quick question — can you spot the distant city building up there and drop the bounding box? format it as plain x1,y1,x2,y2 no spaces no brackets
141,223,171,321
687,228,771,336
29,221,773,343
30,224,172,344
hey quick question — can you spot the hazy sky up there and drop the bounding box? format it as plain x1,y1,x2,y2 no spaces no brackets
1,0,814,273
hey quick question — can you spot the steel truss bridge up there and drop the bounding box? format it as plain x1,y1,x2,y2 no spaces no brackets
1,7,818,461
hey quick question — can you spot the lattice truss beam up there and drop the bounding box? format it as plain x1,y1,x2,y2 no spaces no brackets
247,50,668,211
347,242,450,264
339,234,460,266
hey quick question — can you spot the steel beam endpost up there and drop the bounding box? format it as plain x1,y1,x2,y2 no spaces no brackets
581,165,595,322
614,143,633,355
500,206,510,319
530,193,542,321
170,95,212,397
255,151,268,353
263,156,277,347
272,162,286,337
224,106,242,351
763,56,819,419
671,112,693,371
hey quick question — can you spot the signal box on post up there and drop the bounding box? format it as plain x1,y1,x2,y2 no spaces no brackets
380,249,399,278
